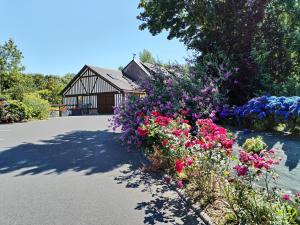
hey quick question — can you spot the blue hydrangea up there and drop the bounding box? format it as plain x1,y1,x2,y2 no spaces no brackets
258,112,266,120
223,96,300,123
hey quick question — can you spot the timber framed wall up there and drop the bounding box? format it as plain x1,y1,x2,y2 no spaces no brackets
61,66,125,113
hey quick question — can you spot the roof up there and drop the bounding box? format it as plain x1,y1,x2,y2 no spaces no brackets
87,65,139,91
61,64,139,95
139,61,184,78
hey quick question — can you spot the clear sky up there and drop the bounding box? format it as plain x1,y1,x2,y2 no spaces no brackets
0,0,188,75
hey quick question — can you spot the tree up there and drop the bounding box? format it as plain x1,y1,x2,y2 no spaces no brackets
139,49,155,64
252,0,300,95
0,39,24,94
137,0,300,103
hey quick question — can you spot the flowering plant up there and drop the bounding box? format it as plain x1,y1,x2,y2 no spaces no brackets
221,96,300,132
122,107,300,224
112,65,227,148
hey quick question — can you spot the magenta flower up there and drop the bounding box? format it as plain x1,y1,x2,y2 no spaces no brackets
185,157,193,166
282,194,292,201
234,165,249,176
177,180,183,189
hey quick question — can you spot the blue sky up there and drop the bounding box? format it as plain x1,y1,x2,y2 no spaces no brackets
0,0,188,75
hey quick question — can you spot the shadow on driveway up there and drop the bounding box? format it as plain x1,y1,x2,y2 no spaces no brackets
0,128,203,224
0,130,143,176
115,169,203,225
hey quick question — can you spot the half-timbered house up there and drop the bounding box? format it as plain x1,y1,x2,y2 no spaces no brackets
60,60,153,115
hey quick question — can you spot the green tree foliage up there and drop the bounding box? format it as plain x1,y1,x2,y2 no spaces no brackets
252,0,300,96
139,49,155,64
26,73,75,104
138,0,300,103
0,39,74,105
0,39,24,94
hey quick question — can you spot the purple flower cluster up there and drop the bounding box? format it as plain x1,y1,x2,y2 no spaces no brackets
111,71,224,147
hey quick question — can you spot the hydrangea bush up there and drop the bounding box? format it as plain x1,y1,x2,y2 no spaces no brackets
221,96,300,132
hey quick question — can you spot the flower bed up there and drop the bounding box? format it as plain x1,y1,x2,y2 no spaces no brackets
221,96,300,133
135,110,300,225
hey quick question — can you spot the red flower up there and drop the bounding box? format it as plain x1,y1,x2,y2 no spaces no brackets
162,139,169,147
180,119,189,124
175,160,185,173
185,141,194,148
179,109,189,115
154,116,171,127
222,139,233,149
136,112,145,117
137,127,148,137
151,111,161,117
184,130,189,137
172,129,182,137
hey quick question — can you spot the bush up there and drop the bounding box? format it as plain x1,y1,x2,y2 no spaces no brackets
221,96,300,133
112,63,231,148
23,94,50,120
133,110,300,224
242,136,267,153
0,100,32,123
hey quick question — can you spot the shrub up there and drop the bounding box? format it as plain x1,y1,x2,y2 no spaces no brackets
133,110,300,224
221,96,300,133
242,136,267,153
112,63,232,148
1,100,32,122
23,94,50,120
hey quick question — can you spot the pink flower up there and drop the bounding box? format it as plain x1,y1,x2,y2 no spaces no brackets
296,192,300,198
268,148,275,154
282,194,292,201
185,157,193,166
144,116,150,125
175,160,185,173
234,165,249,176
177,180,183,189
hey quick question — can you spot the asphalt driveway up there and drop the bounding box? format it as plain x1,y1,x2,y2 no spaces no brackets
0,116,202,225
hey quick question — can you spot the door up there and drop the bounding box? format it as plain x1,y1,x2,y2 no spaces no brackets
97,93,115,114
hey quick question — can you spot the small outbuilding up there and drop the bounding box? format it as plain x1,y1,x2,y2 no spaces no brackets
60,60,153,115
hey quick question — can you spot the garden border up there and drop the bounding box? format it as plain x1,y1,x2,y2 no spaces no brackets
168,183,217,225
139,152,216,225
